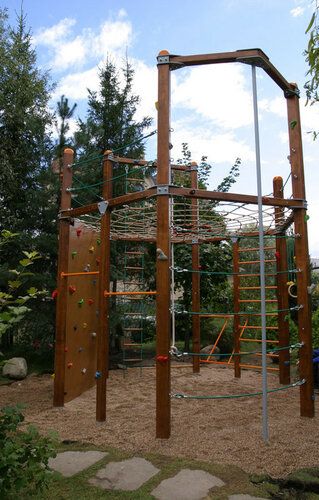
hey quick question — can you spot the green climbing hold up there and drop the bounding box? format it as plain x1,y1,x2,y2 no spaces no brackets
97,238,101,246
72,251,77,258
305,214,310,221
290,120,297,129
78,298,84,307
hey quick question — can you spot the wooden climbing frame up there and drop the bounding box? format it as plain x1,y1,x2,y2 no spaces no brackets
53,48,314,441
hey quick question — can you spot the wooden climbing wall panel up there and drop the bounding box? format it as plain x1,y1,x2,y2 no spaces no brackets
64,220,101,403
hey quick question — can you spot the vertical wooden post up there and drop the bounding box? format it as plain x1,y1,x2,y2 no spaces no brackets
191,163,200,373
286,85,314,417
233,239,241,378
54,148,74,407
273,176,290,384
156,50,171,439
96,151,113,422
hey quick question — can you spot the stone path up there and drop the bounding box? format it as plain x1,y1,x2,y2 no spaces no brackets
48,450,268,499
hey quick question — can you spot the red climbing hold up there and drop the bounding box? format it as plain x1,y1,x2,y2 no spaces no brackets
67,362,73,369
157,355,169,363
76,228,82,237
88,298,94,305
275,251,280,260
69,285,76,294
51,289,58,299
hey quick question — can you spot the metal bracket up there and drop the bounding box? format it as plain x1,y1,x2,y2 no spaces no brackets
58,214,74,225
157,54,184,71
103,151,114,160
157,55,170,64
236,55,268,69
98,200,109,215
291,200,308,209
284,87,300,98
157,185,169,195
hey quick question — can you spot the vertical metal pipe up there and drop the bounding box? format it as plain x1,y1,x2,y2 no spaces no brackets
171,238,176,348
251,65,269,442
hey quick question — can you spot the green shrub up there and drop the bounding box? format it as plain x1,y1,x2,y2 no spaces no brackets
0,405,57,498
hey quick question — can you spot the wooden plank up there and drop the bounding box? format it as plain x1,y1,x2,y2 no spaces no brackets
54,148,74,407
287,88,314,417
96,151,112,421
63,221,100,403
273,176,290,385
156,51,171,439
191,164,200,373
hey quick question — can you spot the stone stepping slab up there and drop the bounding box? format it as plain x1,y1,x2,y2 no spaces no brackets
151,468,225,500
88,457,160,491
48,451,108,477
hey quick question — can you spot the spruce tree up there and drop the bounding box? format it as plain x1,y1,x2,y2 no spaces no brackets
0,9,56,350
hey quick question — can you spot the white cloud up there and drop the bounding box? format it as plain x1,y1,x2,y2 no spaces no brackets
131,59,157,121
34,12,132,72
91,20,133,57
172,64,253,129
33,18,76,46
118,8,127,19
53,67,100,100
171,120,255,164
52,36,87,70
300,100,319,132
259,96,286,118
290,6,305,17
279,131,289,144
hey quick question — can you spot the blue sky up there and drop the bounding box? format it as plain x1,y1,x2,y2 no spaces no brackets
5,0,319,256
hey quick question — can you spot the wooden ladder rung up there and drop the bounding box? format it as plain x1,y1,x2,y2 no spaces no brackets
123,343,143,347
124,358,142,362
123,281,144,285
238,259,276,265
238,312,277,316
123,327,143,331
238,247,276,252
125,251,144,255
239,299,277,303
240,338,279,343
255,352,279,357
125,266,144,270
239,325,279,330
239,286,277,290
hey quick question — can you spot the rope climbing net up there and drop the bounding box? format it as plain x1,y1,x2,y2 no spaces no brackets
105,198,293,243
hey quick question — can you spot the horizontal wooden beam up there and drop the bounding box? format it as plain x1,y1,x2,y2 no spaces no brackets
108,155,192,172
170,186,304,208
168,49,291,93
61,187,158,217
62,186,303,219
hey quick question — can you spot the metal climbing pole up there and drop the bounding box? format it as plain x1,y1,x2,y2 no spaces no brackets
252,64,269,442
